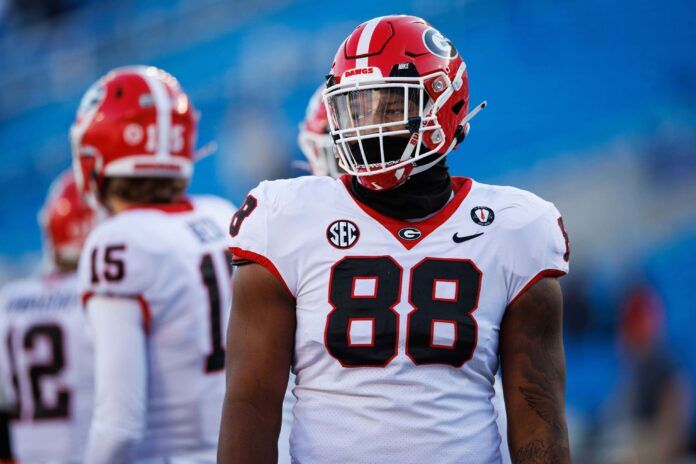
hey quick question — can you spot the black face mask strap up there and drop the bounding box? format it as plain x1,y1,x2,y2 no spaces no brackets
349,159,452,220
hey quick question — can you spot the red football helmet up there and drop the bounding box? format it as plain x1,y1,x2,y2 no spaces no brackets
298,85,343,178
70,66,198,205
40,170,95,265
323,15,486,190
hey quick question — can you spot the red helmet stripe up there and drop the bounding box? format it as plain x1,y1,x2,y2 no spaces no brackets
138,68,172,159
355,16,384,68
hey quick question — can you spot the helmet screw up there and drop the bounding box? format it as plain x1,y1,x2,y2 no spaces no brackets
431,130,443,143
432,79,445,93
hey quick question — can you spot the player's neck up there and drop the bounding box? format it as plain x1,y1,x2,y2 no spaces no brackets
106,196,179,214
349,160,453,220
54,261,77,274
106,196,132,214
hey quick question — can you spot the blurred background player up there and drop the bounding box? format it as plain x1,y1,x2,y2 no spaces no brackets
593,284,692,463
298,83,512,462
71,66,235,463
297,85,343,178
0,170,95,463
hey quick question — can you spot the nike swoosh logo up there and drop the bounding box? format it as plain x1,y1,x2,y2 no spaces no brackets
452,232,484,243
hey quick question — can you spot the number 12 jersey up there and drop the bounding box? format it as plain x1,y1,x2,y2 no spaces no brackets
229,175,569,464
0,272,93,463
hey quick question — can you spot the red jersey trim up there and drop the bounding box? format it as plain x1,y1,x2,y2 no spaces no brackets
341,175,473,250
136,295,152,333
507,269,567,309
81,291,152,333
228,247,295,299
124,198,194,213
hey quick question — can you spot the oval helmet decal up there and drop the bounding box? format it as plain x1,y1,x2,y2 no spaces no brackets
422,28,458,59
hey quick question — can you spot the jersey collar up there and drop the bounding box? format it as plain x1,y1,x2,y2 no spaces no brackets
341,175,473,250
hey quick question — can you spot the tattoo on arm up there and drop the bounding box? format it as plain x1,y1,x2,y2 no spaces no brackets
516,287,565,432
503,278,570,463
513,439,569,464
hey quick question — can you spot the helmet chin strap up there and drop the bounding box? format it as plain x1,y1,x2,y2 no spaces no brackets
408,100,487,177
410,153,448,176
392,133,418,180
397,97,436,177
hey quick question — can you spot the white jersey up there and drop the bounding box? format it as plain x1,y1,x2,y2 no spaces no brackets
78,195,235,460
0,272,93,463
229,176,570,464
493,372,511,464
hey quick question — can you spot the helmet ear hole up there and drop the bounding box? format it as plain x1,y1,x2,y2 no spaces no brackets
115,87,123,99
451,99,464,115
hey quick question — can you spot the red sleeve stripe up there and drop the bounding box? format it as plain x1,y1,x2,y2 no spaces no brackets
81,291,94,309
229,247,295,299
135,295,152,333
506,269,567,309
81,291,152,333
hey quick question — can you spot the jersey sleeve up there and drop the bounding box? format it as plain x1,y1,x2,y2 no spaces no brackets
84,295,147,463
505,201,570,306
228,182,297,298
78,222,157,304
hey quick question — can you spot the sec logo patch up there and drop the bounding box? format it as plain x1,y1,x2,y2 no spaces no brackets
327,220,360,249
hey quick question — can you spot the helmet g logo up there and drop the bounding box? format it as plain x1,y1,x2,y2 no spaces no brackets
422,28,458,59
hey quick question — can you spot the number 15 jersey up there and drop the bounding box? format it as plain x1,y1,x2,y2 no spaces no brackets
229,175,570,464
78,196,235,459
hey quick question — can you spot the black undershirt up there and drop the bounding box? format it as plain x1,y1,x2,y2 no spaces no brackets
349,160,453,221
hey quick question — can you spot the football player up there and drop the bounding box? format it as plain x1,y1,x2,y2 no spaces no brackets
298,84,512,462
220,15,571,464
0,171,95,463
71,66,235,462
297,85,343,178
